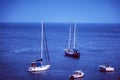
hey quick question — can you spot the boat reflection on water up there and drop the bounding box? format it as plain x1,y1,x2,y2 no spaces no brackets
29,70,50,74
70,77,83,80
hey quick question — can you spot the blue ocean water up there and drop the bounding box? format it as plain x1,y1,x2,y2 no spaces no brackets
0,23,120,80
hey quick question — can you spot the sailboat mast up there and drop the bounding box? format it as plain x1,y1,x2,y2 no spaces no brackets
73,20,76,48
68,23,72,49
40,20,44,59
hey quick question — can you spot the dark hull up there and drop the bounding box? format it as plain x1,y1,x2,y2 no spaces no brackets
69,76,83,80
65,52,80,58
99,68,106,72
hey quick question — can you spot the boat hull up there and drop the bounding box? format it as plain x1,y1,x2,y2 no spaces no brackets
99,65,114,72
69,75,84,79
28,65,50,72
64,49,80,58
69,70,84,79
65,52,80,58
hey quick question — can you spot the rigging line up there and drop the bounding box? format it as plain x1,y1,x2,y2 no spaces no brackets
40,20,44,59
68,22,72,49
43,39,47,64
73,20,76,48
43,24,50,64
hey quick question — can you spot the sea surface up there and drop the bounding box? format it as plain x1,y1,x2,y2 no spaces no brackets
0,23,120,80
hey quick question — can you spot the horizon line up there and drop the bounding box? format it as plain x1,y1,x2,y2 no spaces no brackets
0,22,120,24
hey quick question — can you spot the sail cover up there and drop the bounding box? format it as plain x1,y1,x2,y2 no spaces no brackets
36,62,42,67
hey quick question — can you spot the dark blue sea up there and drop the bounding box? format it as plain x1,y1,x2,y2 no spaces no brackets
0,23,120,80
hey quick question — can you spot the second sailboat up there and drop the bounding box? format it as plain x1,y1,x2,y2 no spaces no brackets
64,20,80,58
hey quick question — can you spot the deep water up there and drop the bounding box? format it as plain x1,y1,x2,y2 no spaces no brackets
0,23,120,80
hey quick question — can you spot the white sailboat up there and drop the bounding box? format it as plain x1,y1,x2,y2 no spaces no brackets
64,20,80,58
28,20,50,72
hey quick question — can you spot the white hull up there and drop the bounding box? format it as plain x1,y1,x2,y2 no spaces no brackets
28,65,50,72
99,65,114,72
64,49,74,54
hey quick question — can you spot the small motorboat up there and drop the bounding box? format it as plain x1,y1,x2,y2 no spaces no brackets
69,70,84,79
99,64,114,72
